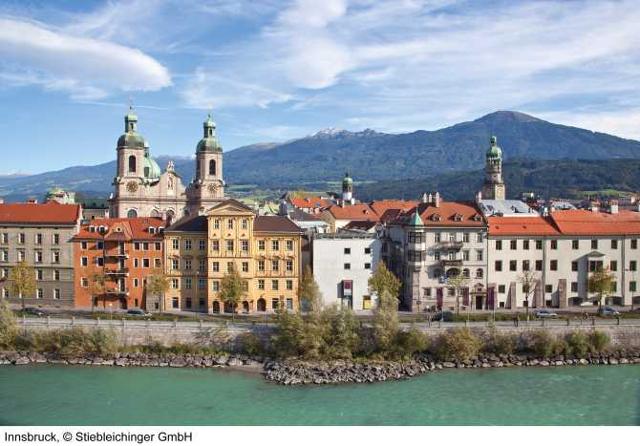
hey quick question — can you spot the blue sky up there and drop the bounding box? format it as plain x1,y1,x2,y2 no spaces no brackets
1,0,639,174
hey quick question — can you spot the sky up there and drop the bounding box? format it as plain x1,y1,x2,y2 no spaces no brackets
1,0,639,174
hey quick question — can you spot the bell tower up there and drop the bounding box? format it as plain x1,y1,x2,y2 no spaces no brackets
482,135,506,200
187,114,225,213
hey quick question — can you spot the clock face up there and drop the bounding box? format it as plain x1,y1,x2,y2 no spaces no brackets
208,183,218,195
126,181,138,193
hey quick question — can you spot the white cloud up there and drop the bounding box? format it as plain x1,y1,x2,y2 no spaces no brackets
0,17,171,100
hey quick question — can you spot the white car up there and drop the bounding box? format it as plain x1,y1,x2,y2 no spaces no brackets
535,309,558,318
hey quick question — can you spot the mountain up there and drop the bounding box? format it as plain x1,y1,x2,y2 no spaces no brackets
2,111,640,201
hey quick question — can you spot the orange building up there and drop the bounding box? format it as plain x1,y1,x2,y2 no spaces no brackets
72,217,165,310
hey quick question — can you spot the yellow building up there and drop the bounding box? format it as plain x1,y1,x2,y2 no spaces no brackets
163,199,303,313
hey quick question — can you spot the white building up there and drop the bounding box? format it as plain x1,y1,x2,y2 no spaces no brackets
312,231,381,310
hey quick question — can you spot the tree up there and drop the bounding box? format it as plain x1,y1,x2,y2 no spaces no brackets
368,262,401,306
8,261,36,311
518,270,539,319
298,265,322,313
146,270,170,312
321,304,360,359
220,266,243,322
271,305,305,358
447,271,469,315
372,289,400,355
88,272,108,313
588,266,615,308
0,299,18,349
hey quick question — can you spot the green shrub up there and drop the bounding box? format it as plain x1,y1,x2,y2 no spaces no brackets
526,330,556,357
483,329,517,355
588,330,611,353
565,331,589,357
320,305,360,360
393,326,429,359
433,328,481,361
0,301,18,349
236,332,264,356
270,308,305,358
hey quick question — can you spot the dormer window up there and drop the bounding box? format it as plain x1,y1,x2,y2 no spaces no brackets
89,226,95,233
430,214,441,222
149,227,156,234
472,214,482,221
453,214,463,222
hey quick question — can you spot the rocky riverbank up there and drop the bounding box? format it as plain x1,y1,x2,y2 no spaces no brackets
2,350,640,385
263,350,640,385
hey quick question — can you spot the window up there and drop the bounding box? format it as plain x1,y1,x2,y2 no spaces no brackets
435,233,441,243
272,260,279,271
545,284,553,293
509,260,517,271
523,240,530,250
226,240,234,251
128,155,136,172
133,278,139,287
172,279,179,289
143,258,150,268
409,250,424,262
449,233,456,242
589,260,603,272
184,239,192,250
184,259,192,270
476,268,483,279
495,240,502,250
591,239,598,249
632,239,638,250
198,278,206,290
185,298,192,309
53,270,60,281
630,281,637,292
37,288,44,299
154,258,161,268
258,280,265,290
185,278,192,289
495,261,502,272
80,241,88,250
52,234,60,245
242,262,249,272
53,289,61,300
286,240,293,251
242,281,249,292
272,240,279,251
477,233,484,243
611,239,618,249
258,240,265,251
199,259,206,272
551,240,558,250
571,261,578,271
227,219,234,230
214,219,220,230
535,260,543,271
257,260,265,272
536,240,543,250
0,233,7,244
434,251,440,261
212,281,219,292
498,285,506,293
34,251,43,264
134,242,141,251
18,233,25,244
364,247,372,254
97,241,104,250
630,261,637,271
81,277,89,288
463,250,470,261
510,240,517,250
0,250,8,262
571,282,578,292
17,250,25,262
209,159,216,176
96,257,104,267
241,240,249,252
51,251,60,264
612,282,617,292
286,280,293,290
271,299,279,310
286,260,293,272
155,242,161,250
364,263,371,269
272,280,279,290
476,250,483,261
241,219,248,230
408,232,424,243
35,233,42,245
199,240,206,251
171,259,178,270
212,262,219,272
550,260,558,271
463,233,470,243
572,240,579,250
172,239,179,250
36,269,43,280
344,263,351,270
610,260,617,271
81,256,88,267
212,240,219,251
172,297,179,309
522,260,530,271
286,298,293,310
227,262,234,272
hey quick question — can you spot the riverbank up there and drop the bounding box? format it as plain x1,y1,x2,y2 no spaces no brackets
3,349,639,385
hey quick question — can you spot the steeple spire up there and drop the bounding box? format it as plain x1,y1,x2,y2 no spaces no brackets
125,105,138,133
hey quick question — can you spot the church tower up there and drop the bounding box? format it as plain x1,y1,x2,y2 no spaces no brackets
187,114,225,214
342,172,354,205
482,135,506,200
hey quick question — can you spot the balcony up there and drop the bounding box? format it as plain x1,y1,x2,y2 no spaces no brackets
104,268,129,276
438,241,463,250
440,259,463,267
104,288,129,296
408,241,426,252
105,252,129,259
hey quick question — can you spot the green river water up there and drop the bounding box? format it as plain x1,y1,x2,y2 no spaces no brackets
0,365,638,425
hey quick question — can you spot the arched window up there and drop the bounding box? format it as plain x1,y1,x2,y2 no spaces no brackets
128,155,136,173
127,209,138,218
209,159,216,176
476,268,484,279
463,268,470,279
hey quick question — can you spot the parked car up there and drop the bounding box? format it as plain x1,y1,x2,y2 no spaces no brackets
598,306,620,316
22,307,46,317
535,309,558,318
431,310,454,322
126,309,151,317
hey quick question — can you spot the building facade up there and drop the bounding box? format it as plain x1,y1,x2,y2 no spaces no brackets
164,199,303,313
72,218,164,310
312,231,381,310
109,110,225,220
0,202,81,308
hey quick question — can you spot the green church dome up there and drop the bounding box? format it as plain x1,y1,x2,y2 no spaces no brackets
117,108,145,149
197,114,222,152
143,144,161,180
486,135,502,159
342,172,353,187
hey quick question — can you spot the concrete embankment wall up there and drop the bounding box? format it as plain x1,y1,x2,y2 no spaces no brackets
17,318,640,349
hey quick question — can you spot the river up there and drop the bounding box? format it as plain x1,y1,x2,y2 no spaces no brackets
0,365,638,425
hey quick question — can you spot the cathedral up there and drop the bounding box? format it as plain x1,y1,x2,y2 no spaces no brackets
109,109,225,221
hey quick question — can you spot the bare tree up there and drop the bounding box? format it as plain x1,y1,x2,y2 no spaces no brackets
8,261,36,311
518,270,539,319
146,270,171,312
588,266,615,309
447,271,469,315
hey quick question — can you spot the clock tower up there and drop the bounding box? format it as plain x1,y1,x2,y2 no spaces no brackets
187,114,225,214
482,135,506,200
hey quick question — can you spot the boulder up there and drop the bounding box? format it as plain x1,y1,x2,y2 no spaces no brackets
14,357,30,365
539,361,550,367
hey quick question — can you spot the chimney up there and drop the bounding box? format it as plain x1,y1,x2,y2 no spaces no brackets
542,207,549,217
589,201,599,213
434,192,441,208
422,192,428,204
0,197,4,204
609,199,619,214
475,191,482,203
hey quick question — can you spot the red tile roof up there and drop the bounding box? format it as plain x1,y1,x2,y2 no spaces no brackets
254,216,303,233
488,216,559,236
290,196,332,209
73,217,165,241
549,209,640,236
0,202,81,225
410,201,484,227
325,203,378,221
